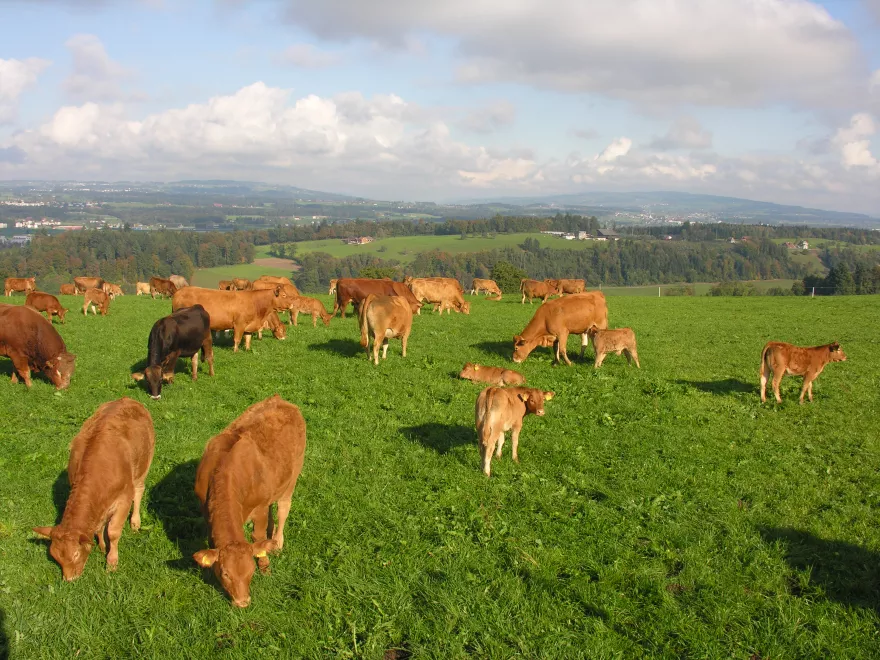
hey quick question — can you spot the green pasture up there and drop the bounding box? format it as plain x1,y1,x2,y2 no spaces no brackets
191,264,294,289
1,294,879,658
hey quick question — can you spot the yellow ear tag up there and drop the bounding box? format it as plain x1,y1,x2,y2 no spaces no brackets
474,365,479,371
254,550,267,558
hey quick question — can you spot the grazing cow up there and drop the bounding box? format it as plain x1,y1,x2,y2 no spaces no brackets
60,283,77,296
193,395,306,608
26,291,68,324
102,282,124,298
558,278,586,294
334,278,422,318
471,278,502,300
760,341,847,404
169,275,189,290
587,325,640,369
218,280,235,291
253,280,299,296
475,387,554,477
254,275,292,287
33,398,154,580
288,296,333,327
257,311,287,340
512,291,608,365
520,279,560,304
459,362,525,386
83,288,110,316
409,278,470,316
328,279,338,296
73,276,104,294
131,305,214,400
0,304,76,389
5,276,36,297
172,286,294,352
150,277,178,299
359,294,413,365
136,282,151,296
232,278,252,291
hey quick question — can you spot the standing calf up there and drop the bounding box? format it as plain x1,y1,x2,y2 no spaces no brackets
26,291,68,324
760,341,847,404
587,325,640,369
82,288,110,316
33,398,155,580
475,387,554,477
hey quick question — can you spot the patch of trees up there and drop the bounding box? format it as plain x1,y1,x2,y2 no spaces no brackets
644,222,880,245
794,263,880,296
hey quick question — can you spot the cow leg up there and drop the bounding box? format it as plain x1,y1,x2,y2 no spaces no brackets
312,313,318,327
232,325,244,353
372,335,380,365
772,371,784,403
594,351,606,369
629,348,641,368
292,311,299,327
511,424,522,463
807,380,814,402
191,352,199,381
381,338,390,360
557,331,572,366
494,430,506,459
130,483,146,532
105,495,132,570
579,333,589,360
10,354,32,387
401,332,408,358
272,487,296,552
202,339,215,377
521,292,526,304
480,433,496,477
244,334,252,351
251,506,272,573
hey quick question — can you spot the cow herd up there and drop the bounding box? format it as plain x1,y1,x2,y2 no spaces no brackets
0,270,849,608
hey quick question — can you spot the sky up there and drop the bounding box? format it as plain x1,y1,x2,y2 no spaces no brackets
1,0,879,215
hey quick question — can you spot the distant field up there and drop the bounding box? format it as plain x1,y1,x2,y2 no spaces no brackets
191,263,293,288
601,280,798,296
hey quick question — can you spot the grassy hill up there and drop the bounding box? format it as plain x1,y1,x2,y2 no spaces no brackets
1,293,879,657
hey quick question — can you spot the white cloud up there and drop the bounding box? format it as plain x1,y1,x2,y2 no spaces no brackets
275,44,343,69
0,57,51,123
63,34,140,102
833,113,878,169
458,100,515,134
596,137,632,163
649,116,713,150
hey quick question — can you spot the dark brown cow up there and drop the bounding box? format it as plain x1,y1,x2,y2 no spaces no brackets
459,362,525,386
83,288,110,316
475,387,554,477
288,296,333,327
172,286,294,352
409,278,470,316
520,279,560,304
558,279,586,294
33,398,154,580
150,277,178,299
59,284,77,296
26,291,68,324
74,276,104,294
232,278,252,291
193,395,306,607
359,294,413,365
587,326,640,369
334,278,421,318
471,278,502,300
760,341,847,404
0,304,76,389
218,280,235,291
5,276,36,297
512,291,608,365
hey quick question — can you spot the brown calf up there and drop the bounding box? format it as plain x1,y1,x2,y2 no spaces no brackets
760,341,847,404
60,283,77,296
471,278,502,300
257,311,287,340
150,277,178,299
558,278,586,294
26,291,68,324
102,282,124,298
33,398,155,580
475,387,554,477
459,363,525,386
232,278,252,291
83,288,110,316
520,279,559,304
359,294,413,365
288,296,333,327
193,395,306,607
587,326,640,369
328,279,338,296
5,276,36,297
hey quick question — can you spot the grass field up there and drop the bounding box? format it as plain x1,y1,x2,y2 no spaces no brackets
191,264,294,289
1,294,879,658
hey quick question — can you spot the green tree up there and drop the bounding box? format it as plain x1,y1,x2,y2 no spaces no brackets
491,260,527,294
829,263,855,295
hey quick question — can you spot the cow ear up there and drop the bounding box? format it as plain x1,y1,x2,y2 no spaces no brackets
131,373,144,381
79,533,92,545
32,526,53,539
193,549,219,568
252,540,276,558
830,342,840,351
513,335,522,344
543,391,555,401
518,392,529,402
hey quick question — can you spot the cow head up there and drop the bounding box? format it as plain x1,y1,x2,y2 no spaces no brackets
518,389,555,416
132,365,174,399
32,526,94,581
45,352,76,389
458,301,471,315
58,307,68,323
828,342,847,362
586,324,600,338
459,362,477,379
271,285,293,310
321,312,333,327
512,335,539,363
193,540,276,608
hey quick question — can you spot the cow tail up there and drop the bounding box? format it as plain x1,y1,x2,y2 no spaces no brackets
760,344,771,380
359,294,375,347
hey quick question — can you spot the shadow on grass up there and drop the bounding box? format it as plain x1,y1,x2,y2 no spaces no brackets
307,339,363,358
759,526,880,614
676,378,754,395
401,423,474,455
52,470,70,525
147,460,205,571
471,341,512,360
0,608,7,660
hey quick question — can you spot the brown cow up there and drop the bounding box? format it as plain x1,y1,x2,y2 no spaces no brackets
520,279,560,304
288,296,333,327
513,291,608,365
150,277,177,299
359,294,413,365
409,278,470,316
218,280,235,291
253,280,300,296
33,398,154,580
136,282,151,296
74,276,104,294
559,278,586,294
5,276,36,297
232,278,252,291
760,341,847,404
328,279,338,296
254,275,292,287
471,278,502,300
0,304,76,389
102,282,124,298
587,326,640,369
193,395,306,608
169,275,189,290
475,387,554,477
172,286,294,352
257,311,287,340
60,283,77,296
334,278,421,318
26,291,68,324
459,362,525,386
83,288,110,316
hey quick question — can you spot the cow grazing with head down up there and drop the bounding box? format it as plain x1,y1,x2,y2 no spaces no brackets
587,325,640,369
26,291,68,324
513,291,608,365
150,277,178,299
132,305,214,400
136,282,151,296
408,278,470,316
218,280,235,291
33,398,154,581
459,362,525,386
760,341,847,404
60,283,77,296
83,288,110,316
475,387,554,477
359,293,413,365
193,395,306,608
257,311,287,340
0,304,76,389
471,278,502,300
74,276,104,294
288,296,333,327
520,279,560,304
5,277,36,297
334,278,421,318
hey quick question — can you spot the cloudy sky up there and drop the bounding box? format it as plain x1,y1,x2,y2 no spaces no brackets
1,0,879,214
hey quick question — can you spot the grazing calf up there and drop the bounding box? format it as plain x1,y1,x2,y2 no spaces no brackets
760,341,847,404
193,395,306,608
136,282,151,296
149,277,178,299
459,362,525,386
83,288,110,316
0,304,76,389
474,387,554,477
132,305,214,400
5,276,36,297
26,291,68,324
359,293,413,365
33,398,155,580
587,325,640,369
288,296,333,327
257,311,287,340
60,283,77,296
471,278,502,300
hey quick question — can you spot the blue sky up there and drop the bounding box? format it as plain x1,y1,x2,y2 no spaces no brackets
1,0,879,214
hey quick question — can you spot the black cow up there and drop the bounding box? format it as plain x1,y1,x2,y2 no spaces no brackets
132,305,214,399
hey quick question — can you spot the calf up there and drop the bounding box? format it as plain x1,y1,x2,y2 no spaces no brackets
257,311,287,340
0,304,76,389
193,395,306,607
102,282,124,298
471,278,502,300
558,278,586,294
328,279,338,296
136,282,151,296
359,294,413,365
131,305,214,400
474,387,554,477
74,276,104,294
150,277,178,299
459,362,525,386
33,398,155,580
760,341,847,404
520,279,559,304
587,325,640,369
60,283,77,296
5,276,36,297
288,296,333,327
26,291,68,324
83,288,110,316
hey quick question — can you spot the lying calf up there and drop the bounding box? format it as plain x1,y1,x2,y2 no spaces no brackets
459,362,525,386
